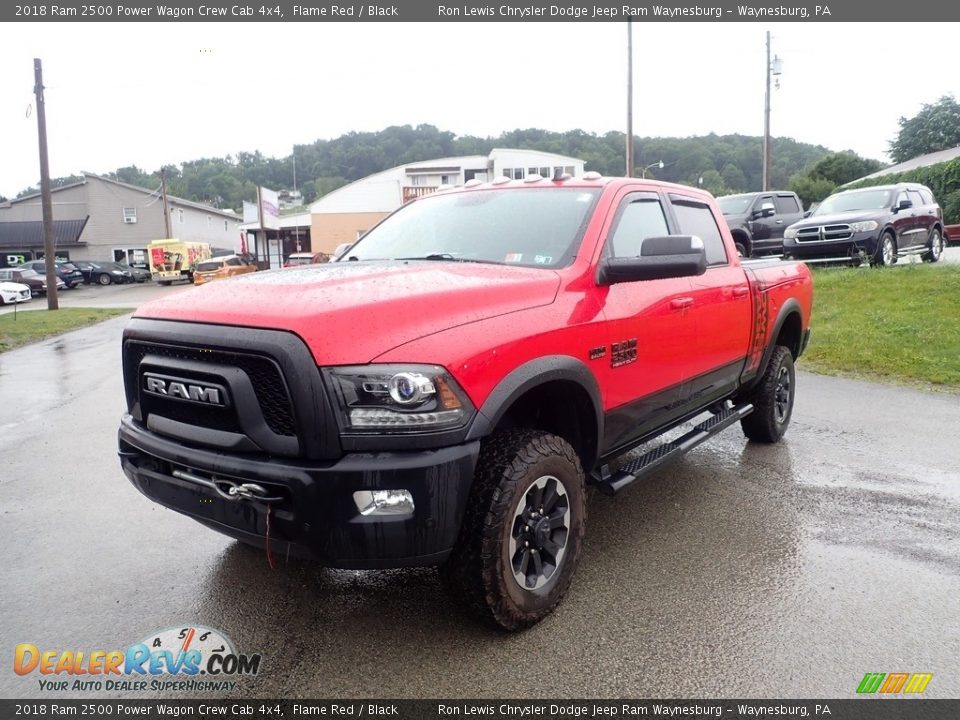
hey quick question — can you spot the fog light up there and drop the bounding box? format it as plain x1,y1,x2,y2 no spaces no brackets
353,489,415,517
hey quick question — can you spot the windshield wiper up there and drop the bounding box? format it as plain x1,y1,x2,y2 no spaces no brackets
397,253,457,261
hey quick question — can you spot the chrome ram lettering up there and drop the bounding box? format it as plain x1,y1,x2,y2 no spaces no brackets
144,376,223,405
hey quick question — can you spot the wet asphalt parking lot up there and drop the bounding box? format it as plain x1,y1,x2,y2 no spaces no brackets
1,272,958,700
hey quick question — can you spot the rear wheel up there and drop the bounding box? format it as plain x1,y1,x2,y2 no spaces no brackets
442,429,586,631
922,228,944,263
741,345,795,443
97,273,112,286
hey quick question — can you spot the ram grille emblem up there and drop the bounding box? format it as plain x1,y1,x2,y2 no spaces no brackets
143,373,227,406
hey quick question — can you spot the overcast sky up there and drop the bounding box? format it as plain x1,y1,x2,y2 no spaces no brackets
1,22,957,198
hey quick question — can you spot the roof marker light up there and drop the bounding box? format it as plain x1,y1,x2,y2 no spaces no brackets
583,171,602,180
492,176,512,185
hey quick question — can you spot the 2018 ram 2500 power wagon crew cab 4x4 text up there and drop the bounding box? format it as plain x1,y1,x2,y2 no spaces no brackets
117,174,813,630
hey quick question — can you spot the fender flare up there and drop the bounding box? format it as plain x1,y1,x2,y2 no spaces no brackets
465,355,604,459
754,298,804,382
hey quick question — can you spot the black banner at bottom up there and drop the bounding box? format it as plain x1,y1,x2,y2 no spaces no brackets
1,699,957,720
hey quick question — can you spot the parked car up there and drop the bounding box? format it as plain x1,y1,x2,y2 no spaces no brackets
0,268,66,295
192,255,258,286
17,260,84,288
945,224,960,246
716,191,805,258
783,183,944,266
284,251,330,267
114,261,151,283
75,261,133,286
0,280,32,305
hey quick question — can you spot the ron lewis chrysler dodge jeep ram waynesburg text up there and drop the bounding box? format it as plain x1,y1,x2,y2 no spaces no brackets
117,174,813,630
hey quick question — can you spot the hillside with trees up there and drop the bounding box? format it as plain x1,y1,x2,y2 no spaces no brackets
17,125,866,210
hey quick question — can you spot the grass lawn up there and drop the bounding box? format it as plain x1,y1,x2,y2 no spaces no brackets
0,307,131,352
801,263,960,388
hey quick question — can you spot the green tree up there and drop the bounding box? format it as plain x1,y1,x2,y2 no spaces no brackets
889,95,960,163
720,164,747,192
16,174,84,198
808,151,882,186
695,169,728,196
305,176,349,203
789,174,836,209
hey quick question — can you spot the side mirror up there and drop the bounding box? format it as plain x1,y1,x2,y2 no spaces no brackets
895,199,913,212
598,235,707,285
803,210,812,218
758,202,776,218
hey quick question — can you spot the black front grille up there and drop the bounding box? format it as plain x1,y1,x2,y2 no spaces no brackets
127,341,296,437
796,224,853,242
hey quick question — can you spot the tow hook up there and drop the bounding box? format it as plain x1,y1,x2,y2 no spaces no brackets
171,468,284,503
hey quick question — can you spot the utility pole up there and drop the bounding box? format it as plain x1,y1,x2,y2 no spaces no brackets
161,168,172,238
626,19,635,177
762,31,771,191
33,58,58,311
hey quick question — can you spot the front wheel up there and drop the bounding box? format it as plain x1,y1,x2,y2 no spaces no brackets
923,228,944,263
97,273,112,286
871,231,897,267
741,345,796,443
442,429,586,631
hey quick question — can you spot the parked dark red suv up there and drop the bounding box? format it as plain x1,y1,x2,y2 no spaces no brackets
782,183,944,266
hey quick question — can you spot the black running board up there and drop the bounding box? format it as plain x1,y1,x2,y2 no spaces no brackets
591,403,753,496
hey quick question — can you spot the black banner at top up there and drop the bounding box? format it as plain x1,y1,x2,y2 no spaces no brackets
0,700,957,720
4,0,960,22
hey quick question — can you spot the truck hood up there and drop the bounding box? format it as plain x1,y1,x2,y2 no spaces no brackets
134,261,561,365
722,211,751,228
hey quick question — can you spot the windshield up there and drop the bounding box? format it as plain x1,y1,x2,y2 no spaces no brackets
815,189,893,215
717,195,754,215
342,187,601,268
195,260,223,272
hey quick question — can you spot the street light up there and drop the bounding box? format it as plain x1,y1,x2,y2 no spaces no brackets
762,31,784,191
642,160,664,179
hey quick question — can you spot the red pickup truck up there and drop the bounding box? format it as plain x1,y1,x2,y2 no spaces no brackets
118,175,813,630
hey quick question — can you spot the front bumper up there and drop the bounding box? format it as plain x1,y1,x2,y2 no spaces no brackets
118,414,480,569
782,231,879,261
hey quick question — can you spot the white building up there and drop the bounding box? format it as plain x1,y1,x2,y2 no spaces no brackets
307,149,585,254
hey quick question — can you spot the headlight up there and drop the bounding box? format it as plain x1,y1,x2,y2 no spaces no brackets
784,228,798,239
850,220,879,233
326,364,474,433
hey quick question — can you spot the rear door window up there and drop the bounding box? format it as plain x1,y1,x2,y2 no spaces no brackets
775,195,801,214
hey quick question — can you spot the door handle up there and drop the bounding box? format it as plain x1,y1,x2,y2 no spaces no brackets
670,297,694,310
733,285,750,298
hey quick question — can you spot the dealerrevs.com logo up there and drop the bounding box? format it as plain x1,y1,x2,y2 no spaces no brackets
14,626,262,692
